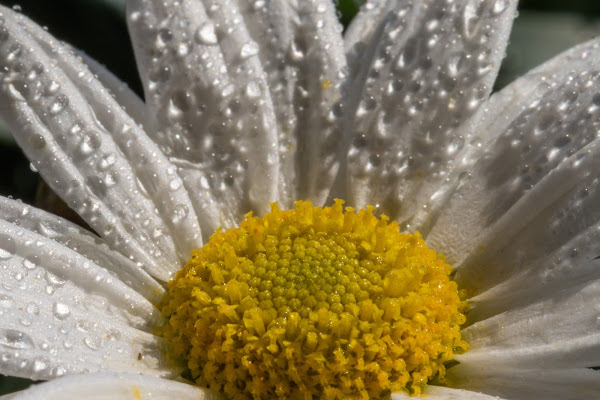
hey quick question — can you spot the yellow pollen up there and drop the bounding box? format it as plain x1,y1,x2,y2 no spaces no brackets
157,200,468,399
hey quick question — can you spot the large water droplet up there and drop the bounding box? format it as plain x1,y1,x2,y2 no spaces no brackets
0,329,34,349
27,134,46,150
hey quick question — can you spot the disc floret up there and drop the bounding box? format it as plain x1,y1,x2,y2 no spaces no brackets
157,200,467,399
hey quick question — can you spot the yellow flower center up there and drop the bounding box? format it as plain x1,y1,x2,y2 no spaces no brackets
157,200,468,399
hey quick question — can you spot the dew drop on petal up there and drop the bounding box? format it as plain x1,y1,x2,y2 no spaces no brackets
240,42,259,59
27,134,46,150
49,94,69,115
0,329,34,349
493,0,508,14
52,302,70,320
196,22,218,45
84,335,101,350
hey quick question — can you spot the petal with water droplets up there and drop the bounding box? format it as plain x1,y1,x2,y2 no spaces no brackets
0,7,202,281
340,0,517,225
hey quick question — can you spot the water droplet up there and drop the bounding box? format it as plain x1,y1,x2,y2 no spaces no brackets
493,0,508,14
26,303,40,315
177,42,190,56
240,42,259,59
246,81,260,98
104,173,118,188
195,22,218,45
0,294,14,309
84,335,101,350
45,80,61,96
33,357,49,373
79,132,102,156
0,329,34,349
27,134,46,150
169,178,182,191
172,204,189,224
45,271,66,287
157,28,173,47
99,153,116,170
49,94,69,115
53,302,70,320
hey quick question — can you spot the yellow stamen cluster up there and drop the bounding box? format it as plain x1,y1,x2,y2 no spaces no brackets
157,200,467,399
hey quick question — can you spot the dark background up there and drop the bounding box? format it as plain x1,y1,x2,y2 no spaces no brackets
0,0,599,394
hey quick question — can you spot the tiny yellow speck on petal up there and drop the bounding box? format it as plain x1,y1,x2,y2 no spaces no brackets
132,385,142,399
157,200,468,399
322,79,332,90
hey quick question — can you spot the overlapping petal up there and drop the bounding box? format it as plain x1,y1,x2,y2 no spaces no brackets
340,0,517,225
426,38,600,293
0,198,172,381
0,373,215,400
0,7,202,281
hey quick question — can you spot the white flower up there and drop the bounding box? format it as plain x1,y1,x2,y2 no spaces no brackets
0,0,599,399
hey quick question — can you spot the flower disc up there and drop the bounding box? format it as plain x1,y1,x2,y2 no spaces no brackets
158,200,467,399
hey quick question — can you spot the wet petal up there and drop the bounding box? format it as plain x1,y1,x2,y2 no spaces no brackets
1,373,215,399
340,0,517,223
426,39,600,294
0,7,202,281
447,365,600,400
458,262,600,369
127,0,279,231
392,386,504,399
0,217,172,381
238,0,347,207
0,196,165,303
77,51,146,128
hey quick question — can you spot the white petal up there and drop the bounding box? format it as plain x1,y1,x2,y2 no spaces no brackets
392,386,504,400
426,38,600,292
0,218,173,380
340,0,516,223
1,373,216,400
77,51,146,128
446,365,600,400
238,0,347,206
458,269,600,369
127,0,279,231
0,196,165,303
0,7,202,281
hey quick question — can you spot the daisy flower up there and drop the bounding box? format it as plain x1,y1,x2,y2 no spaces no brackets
1,0,600,399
